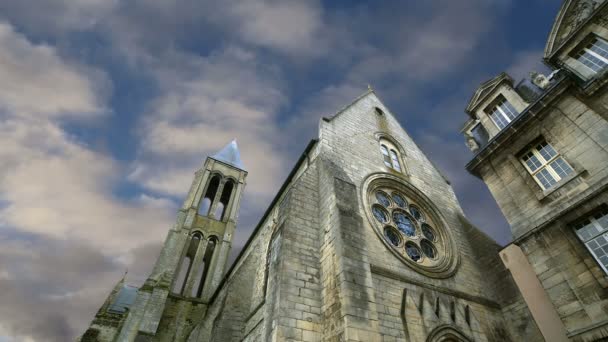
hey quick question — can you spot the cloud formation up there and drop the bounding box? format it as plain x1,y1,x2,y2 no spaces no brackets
0,20,174,341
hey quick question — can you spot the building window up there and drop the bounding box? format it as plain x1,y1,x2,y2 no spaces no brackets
370,188,442,263
379,139,402,172
485,95,519,130
520,140,574,190
572,207,608,274
575,36,608,74
364,176,459,278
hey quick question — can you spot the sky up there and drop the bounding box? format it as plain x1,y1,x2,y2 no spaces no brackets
0,0,561,340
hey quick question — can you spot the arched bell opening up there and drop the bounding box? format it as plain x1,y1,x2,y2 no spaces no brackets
199,175,221,217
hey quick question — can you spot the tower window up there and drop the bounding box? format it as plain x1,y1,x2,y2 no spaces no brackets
572,207,608,274
195,236,217,298
574,36,608,74
379,139,403,172
520,140,573,190
485,95,519,130
215,180,234,220
173,233,202,295
199,175,220,216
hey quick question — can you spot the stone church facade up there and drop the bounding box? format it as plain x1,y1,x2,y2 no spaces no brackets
81,1,608,341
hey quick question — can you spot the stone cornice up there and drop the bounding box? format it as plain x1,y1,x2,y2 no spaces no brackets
465,75,571,177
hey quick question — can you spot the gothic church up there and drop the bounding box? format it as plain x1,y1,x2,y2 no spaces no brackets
82,1,608,341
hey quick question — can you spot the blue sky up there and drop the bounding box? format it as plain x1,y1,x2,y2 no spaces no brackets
0,0,560,340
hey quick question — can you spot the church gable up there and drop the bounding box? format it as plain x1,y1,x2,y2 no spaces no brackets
544,0,607,59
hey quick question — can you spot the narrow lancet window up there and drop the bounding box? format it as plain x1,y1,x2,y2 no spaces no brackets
390,149,402,171
381,144,392,167
175,233,202,295
199,175,220,216
196,237,217,298
379,138,404,173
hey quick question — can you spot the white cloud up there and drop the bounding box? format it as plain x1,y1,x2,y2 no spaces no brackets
129,47,288,200
0,120,176,252
231,0,325,56
0,21,175,341
0,21,108,119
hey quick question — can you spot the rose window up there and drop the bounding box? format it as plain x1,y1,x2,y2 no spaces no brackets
363,174,459,278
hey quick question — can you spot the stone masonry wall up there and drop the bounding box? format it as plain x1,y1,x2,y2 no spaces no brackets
478,92,608,239
315,92,519,340
319,93,514,306
517,191,608,340
269,159,323,342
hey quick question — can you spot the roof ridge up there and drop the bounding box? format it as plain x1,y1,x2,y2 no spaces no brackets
322,87,375,122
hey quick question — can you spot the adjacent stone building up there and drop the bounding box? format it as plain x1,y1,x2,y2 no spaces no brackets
81,1,608,341
462,0,608,341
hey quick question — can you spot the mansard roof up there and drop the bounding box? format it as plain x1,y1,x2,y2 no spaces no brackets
210,139,245,170
544,0,607,59
465,72,514,116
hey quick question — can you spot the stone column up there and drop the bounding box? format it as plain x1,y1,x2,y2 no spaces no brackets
201,238,225,301
208,179,226,220
500,244,569,342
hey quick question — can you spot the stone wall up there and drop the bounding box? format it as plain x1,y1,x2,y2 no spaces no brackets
312,92,521,340
472,71,608,340
478,92,608,239
516,191,608,340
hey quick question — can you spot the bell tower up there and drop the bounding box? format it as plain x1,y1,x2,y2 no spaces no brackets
112,140,247,342
173,139,247,300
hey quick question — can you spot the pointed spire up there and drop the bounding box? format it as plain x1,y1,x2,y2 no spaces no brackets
210,139,245,170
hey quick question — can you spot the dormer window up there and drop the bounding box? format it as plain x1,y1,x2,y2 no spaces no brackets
379,139,402,172
485,95,519,130
574,36,608,74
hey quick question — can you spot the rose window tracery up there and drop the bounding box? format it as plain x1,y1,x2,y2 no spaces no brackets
363,174,459,278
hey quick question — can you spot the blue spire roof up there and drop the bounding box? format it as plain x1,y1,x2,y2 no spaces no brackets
210,139,245,170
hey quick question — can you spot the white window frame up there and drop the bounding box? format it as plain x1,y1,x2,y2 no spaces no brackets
520,140,574,190
572,208,608,275
485,96,519,130
379,139,402,173
574,36,608,74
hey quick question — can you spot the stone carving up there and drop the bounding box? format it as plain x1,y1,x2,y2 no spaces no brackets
530,72,551,89
465,133,480,152
595,5,608,25
557,0,601,46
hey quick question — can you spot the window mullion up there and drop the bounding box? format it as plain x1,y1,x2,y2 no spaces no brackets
585,48,608,64
497,106,510,124
532,149,548,166
589,219,603,240
546,154,561,180
547,164,562,181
